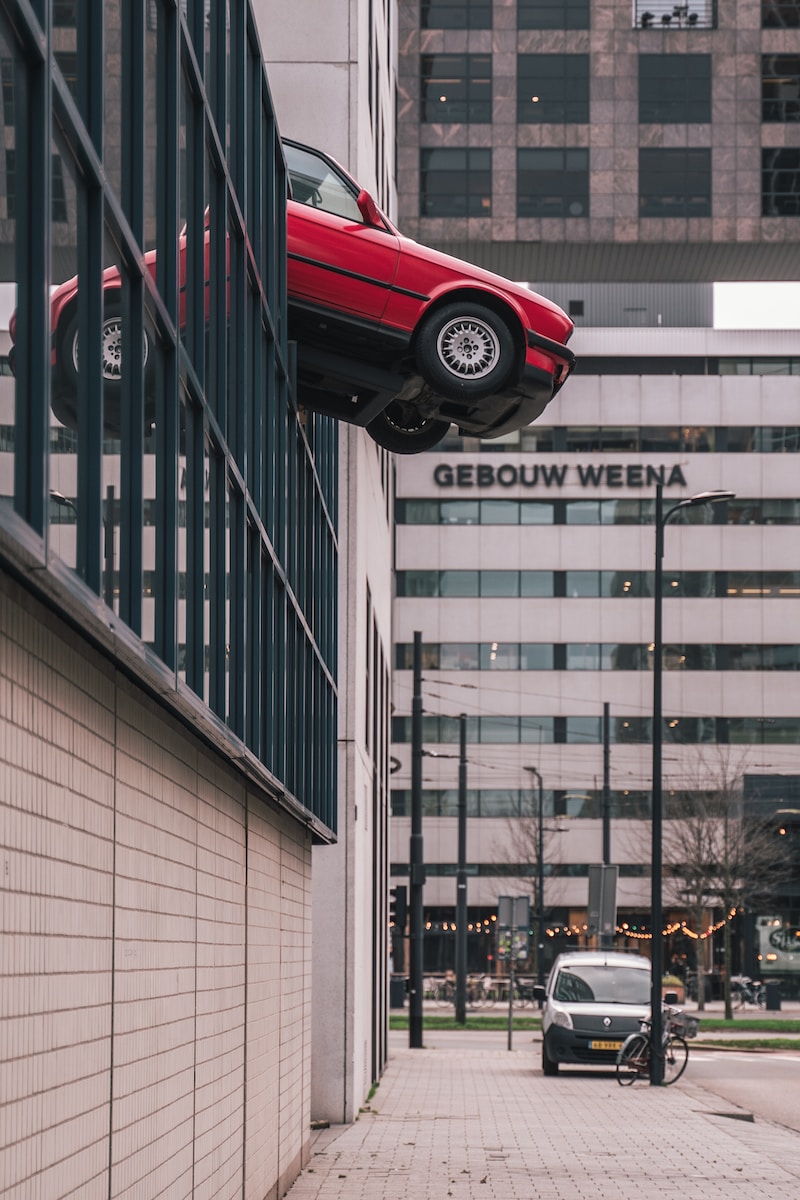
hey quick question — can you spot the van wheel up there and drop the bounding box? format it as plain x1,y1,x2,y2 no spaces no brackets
541,1043,559,1076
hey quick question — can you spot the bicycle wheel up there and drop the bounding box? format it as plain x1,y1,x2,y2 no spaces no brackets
662,1035,688,1085
756,986,766,1009
616,1034,648,1086
435,983,453,1008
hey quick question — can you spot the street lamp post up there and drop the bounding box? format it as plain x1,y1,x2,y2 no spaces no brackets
650,484,734,1084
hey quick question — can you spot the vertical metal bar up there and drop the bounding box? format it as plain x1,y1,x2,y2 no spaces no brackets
17,71,48,528
650,482,665,1085
603,702,611,865
409,631,425,1049
455,714,467,1026
153,0,177,668
103,485,114,609
537,771,545,988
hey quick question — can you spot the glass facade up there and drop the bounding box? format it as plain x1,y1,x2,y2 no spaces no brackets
1,0,338,833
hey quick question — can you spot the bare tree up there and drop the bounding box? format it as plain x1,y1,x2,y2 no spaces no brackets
494,798,567,979
662,748,791,1018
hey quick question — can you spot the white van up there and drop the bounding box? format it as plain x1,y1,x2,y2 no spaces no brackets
534,950,651,1076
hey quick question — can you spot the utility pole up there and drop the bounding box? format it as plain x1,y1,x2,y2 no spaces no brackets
409,631,425,1049
600,702,612,949
455,714,468,1025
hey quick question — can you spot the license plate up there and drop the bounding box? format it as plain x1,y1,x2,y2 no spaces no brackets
589,1039,622,1051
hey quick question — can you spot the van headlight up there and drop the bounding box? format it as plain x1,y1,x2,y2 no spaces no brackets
551,1007,573,1030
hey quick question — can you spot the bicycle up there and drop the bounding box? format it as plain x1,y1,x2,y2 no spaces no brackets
730,975,766,1009
616,1008,697,1086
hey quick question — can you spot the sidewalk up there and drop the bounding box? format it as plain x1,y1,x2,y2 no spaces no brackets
285,1031,800,1200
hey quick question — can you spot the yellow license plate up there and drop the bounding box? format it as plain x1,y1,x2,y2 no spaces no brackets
589,1039,622,1051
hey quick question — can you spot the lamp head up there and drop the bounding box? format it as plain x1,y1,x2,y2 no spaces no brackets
681,489,736,508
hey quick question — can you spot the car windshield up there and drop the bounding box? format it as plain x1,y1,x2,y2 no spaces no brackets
553,964,650,1005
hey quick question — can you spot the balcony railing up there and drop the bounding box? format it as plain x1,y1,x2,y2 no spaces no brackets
633,1,717,29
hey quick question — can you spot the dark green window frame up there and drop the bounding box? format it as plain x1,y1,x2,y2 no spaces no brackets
762,54,800,121
420,147,492,217
762,147,800,215
421,53,492,123
517,147,589,217
517,55,590,124
639,54,712,123
518,0,590,30
763,2,800,29
421,0,493,29
4,0,338,834
639,147,712,217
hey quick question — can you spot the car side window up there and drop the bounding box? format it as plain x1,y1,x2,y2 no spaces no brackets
285,144,365,223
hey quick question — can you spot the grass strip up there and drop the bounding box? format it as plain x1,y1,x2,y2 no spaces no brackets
692,1018,800,1033
390,1014,540,1031
695,1038,800,1051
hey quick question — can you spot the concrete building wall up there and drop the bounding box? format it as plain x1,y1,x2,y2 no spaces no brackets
311,426,394,1123
0,570,312,1200
260,0,398,216
257,0,398,1123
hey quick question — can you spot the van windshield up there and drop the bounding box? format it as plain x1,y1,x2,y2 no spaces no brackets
553,964,650,1005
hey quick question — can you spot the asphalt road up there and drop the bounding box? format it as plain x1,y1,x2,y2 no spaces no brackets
686,1048,800,1133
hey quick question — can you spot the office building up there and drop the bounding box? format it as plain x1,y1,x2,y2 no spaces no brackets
390,0,800,993
0,1,338,1194
390,306,800,992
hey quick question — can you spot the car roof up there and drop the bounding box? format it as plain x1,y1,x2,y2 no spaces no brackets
553,951,650,969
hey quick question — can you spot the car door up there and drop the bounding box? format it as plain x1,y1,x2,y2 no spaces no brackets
284,142,400,324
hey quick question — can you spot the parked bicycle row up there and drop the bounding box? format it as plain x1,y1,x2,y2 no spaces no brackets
424,974,542,1008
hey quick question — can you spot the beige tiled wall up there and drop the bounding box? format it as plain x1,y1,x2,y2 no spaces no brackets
0,569,312,1200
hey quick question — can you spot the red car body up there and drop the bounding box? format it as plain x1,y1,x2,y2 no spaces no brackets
10,140,575,453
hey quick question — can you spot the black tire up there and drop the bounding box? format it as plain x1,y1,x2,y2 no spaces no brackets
415,301,516,400
366,402,450,454
662,1035,689,1085
616,1033,648,1085
541,1041,559,1076
58,298,155,403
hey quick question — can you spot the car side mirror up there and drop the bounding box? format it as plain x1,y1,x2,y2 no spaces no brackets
357,188,382,227
533,984,546,1002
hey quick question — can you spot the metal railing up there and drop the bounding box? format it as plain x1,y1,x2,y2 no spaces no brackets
633,1,717,29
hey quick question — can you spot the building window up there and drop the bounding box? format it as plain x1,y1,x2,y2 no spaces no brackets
420,148,491,217
636,2,717,29
762,1,800,28
518,0,590,29
639,148,711,217
5,150,68,222
421,0,492,29
763,148,800,214
517,55,590,124
517,148,589,217
421,54,492,123
639,55,711,123
763,56,800,121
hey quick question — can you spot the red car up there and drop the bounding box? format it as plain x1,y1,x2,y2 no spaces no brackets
10,140,575,454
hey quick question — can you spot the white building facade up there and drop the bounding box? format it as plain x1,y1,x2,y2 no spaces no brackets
257,0,399,1121
390,323,800,994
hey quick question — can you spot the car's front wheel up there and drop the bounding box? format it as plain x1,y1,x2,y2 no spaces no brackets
415,302,516,400
541,1041,559,1076
366,401,450,454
